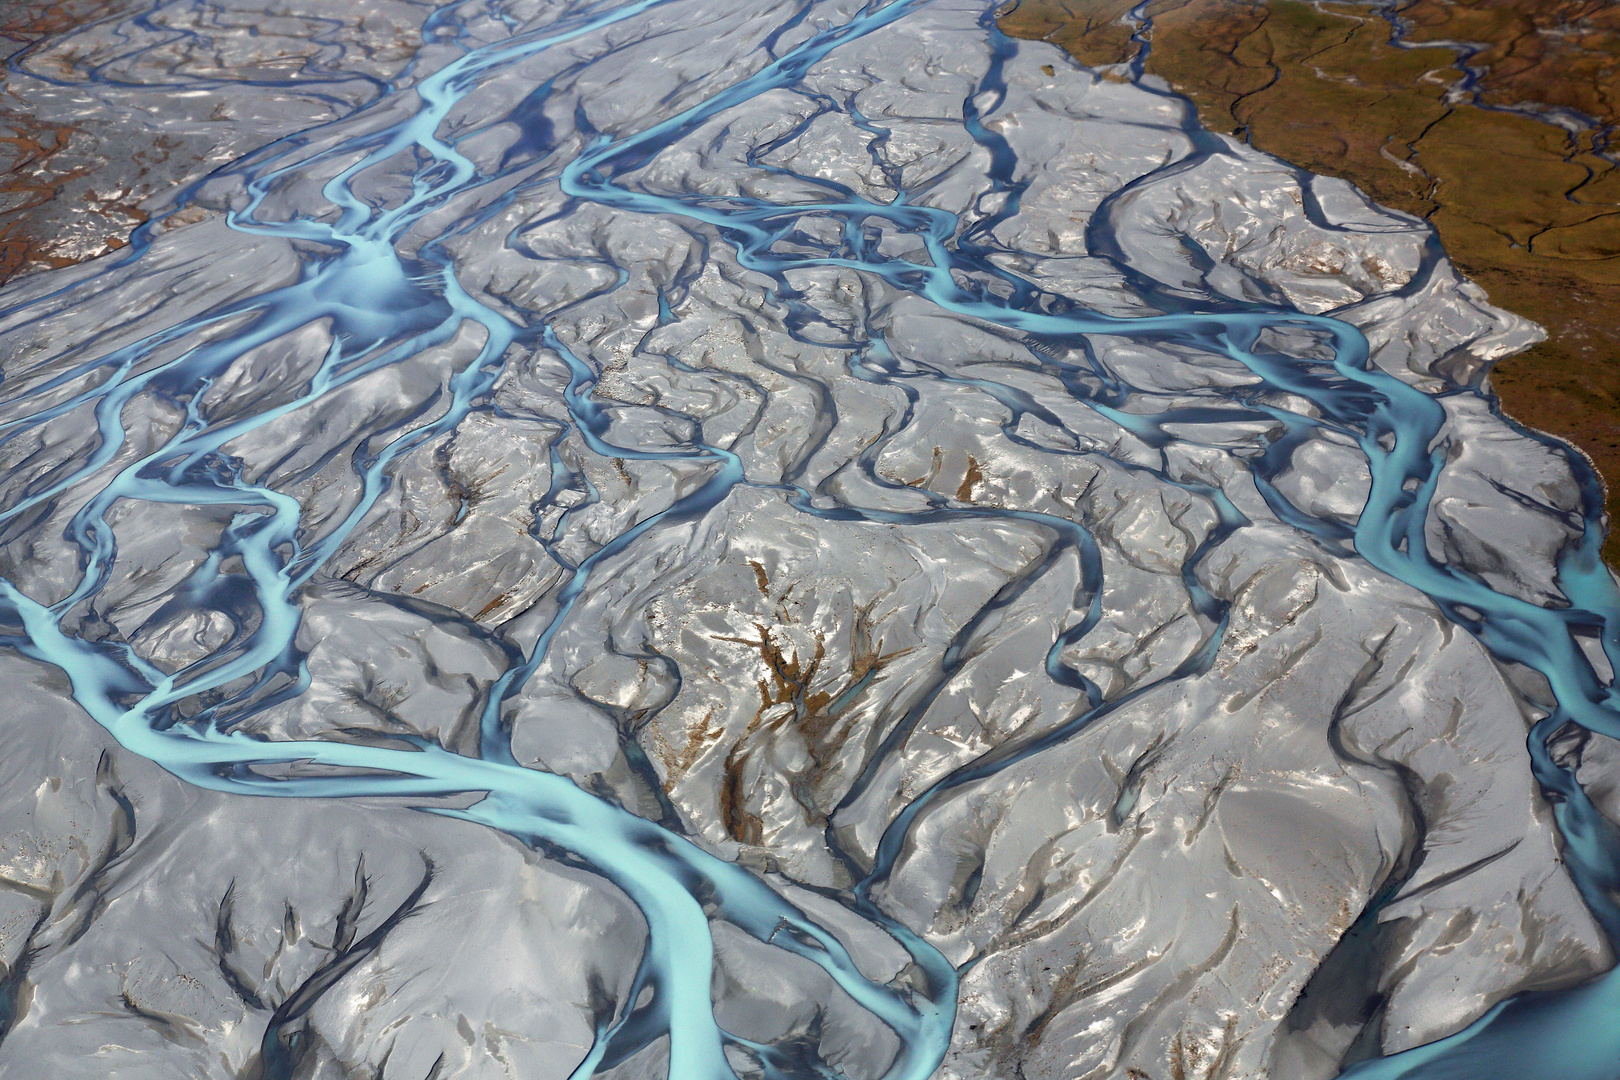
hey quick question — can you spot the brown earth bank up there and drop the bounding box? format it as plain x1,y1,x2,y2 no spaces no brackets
0,1,155,285
999,0,1620,563
0,2,421,291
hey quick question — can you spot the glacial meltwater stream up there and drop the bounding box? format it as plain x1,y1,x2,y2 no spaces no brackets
0,0,1617,1077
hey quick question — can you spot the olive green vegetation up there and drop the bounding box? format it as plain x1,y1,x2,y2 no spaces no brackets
1000,0,1620,563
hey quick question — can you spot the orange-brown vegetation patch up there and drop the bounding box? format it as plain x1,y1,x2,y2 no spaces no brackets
1001,0,1620,561
0,1,150,285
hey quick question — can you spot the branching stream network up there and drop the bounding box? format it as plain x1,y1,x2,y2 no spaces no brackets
0,1,1617,1078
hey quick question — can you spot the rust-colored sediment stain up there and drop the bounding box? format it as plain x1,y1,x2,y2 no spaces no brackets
1001,0,1620,562
0,2,149,286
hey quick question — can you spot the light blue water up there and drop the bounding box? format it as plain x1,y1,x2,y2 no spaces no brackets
1,0,1618,1077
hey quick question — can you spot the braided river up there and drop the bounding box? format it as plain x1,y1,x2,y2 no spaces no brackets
0,1,1618,1078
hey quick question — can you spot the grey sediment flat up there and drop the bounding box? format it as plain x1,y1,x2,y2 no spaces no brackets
0,2,1609,1079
